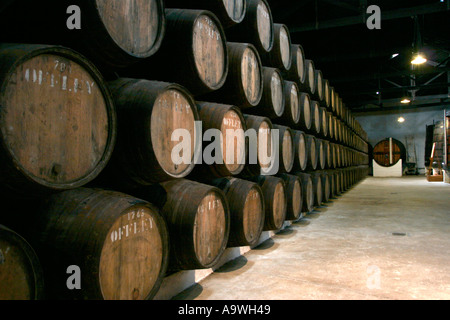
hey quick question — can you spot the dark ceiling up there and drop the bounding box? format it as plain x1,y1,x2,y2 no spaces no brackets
266,0,450,113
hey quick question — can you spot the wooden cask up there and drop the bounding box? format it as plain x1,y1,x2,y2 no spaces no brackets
309,172,323,207
277,80,301,128
319,171,330,203
226,0,274,56
310,100,321,135
200,42,263,109
305,134,318,171
304,59,316,96
330,87,336,113
31,188,169,300
131,9,228,96
322,79,331,109
325,170,336,198
240,115,273,177
314,70,324,102
253,176,287,231
298,93,313,131
0,0,165,70
158,179,230,270
165,0,246,28
248,67,285,119
0,44,116,197
0,225,44,300
295,172,314,213
320,107,329,138
273,125,295,174
327,111,335,141
293,130,308,171
373,138,402,167
97,79,198,188
195,102,247,177
323,140,332,169
316,138,326,170
277,174,303,221
212,177,264,247
282,44,306,88
262,24,292,72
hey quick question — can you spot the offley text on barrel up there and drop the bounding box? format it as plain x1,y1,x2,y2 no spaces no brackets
110,209,155,243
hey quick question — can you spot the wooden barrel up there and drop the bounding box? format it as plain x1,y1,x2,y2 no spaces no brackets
314,69,324,102
196,102,247,177
282,44,306,88
323,140,332,169
373,138,403,167
309,172,323,207
325,170,336,198
310,100,321,135
320,107,329,138
277,81,301,128
293,130,308,171
253,176,287,231
305,134,318,171
322,79,331,109
0,44,116,197
327,111,335,141
330,87,336,113
248,67,285,119
0,225,44,300
30,188,169,300
131,9,228,96
226,0,274,56
165,0,246,28
298,93,312,131
239,115,274,177
319,171,330,203
98,79,198,188
157,179,230,270
0,0,165,70
304,59,316,96
200,42,263,109
295,172,314,213
262,24,292,72
316,138,326,170
277,174,303,221
273,125,295,173
212,177,264,247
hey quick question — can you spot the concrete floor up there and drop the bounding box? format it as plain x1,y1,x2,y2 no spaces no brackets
173,176,450,300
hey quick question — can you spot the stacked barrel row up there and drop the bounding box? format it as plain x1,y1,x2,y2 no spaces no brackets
0,0,369,301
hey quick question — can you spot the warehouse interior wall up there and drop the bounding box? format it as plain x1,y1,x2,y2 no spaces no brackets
355,107,447,174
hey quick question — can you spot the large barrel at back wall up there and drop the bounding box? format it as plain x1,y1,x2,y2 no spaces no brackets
129,9,228,96
28,188,169,300
212,177,265,248
95,79,199,189
0,0,165,70
0,44,116,197
200,42,263,109
165,0,247,28
226,0,274,57
0,225,44,300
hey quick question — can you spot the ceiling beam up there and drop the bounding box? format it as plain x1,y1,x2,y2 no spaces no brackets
289,3,450,32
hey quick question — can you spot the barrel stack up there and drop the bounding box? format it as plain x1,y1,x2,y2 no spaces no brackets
0,0,369,300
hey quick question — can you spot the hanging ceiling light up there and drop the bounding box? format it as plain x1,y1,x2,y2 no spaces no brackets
398,117,406,123
401,98,411,104
411,53,427,65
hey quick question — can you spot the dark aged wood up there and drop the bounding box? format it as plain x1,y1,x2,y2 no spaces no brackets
212,177,264,247
158,179,230,270
318,171,330,203
96,79,198,188
309,171,323,207
272,124,294,174
29,188,169,300
0,0,165,70
0,225,44,300
277,173,302,221
292,130,308,172
194,102,247,177
129,9,228,96
252,175,287,231
282,44,306,88
305,134,318,171
226,0,274,56
294,172,314,214
165,0,246,28
200,42,263,109
0,44,116,197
